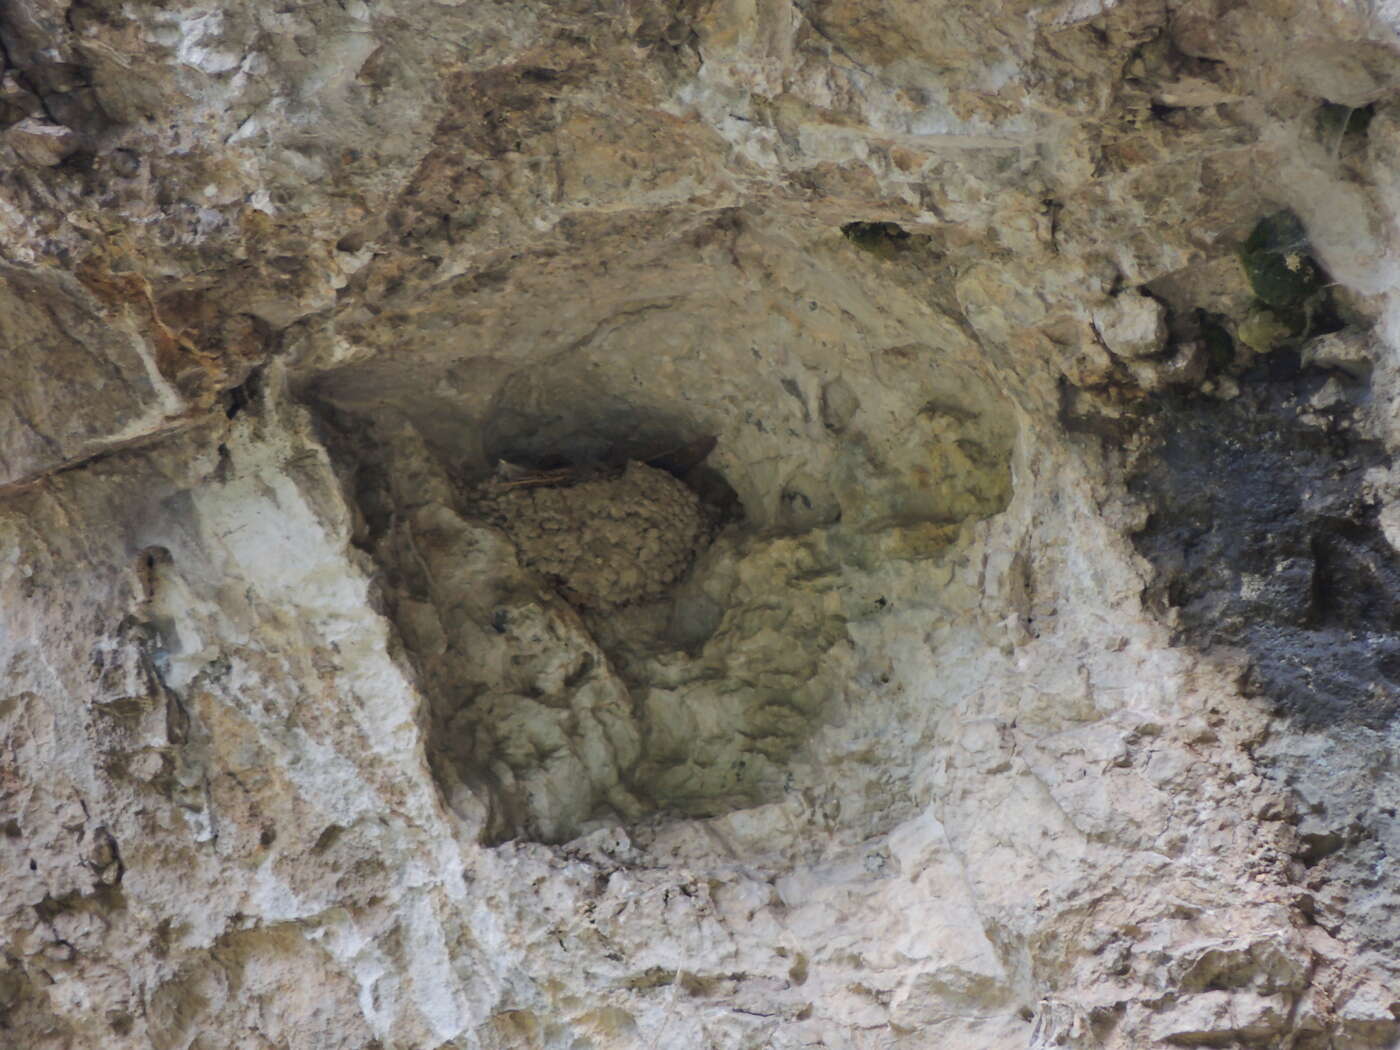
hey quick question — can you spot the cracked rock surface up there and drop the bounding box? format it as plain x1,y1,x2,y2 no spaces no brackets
5,1,1400,1048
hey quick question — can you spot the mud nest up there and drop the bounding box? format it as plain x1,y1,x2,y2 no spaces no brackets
474,461,711,610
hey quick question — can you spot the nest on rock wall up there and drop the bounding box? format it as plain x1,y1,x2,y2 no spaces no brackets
472,460,712,610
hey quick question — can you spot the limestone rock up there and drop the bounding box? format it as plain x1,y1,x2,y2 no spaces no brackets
1093,290,1169,361
3,116,77,166
2,1,1400,1048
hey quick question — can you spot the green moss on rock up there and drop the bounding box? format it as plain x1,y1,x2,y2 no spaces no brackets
1240,211,1327,309
1237,307,1295,354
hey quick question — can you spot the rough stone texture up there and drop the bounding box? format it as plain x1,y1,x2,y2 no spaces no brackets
474,462,711,611
1131,349,1400,729
5,2,1400,1049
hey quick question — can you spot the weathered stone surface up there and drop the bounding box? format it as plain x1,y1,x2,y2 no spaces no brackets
4,117,79,167
1093,290,1169,361
0,263,190,488
4,1,1400,1049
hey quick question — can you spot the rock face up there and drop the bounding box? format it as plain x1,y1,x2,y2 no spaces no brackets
5,1,1400,1048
